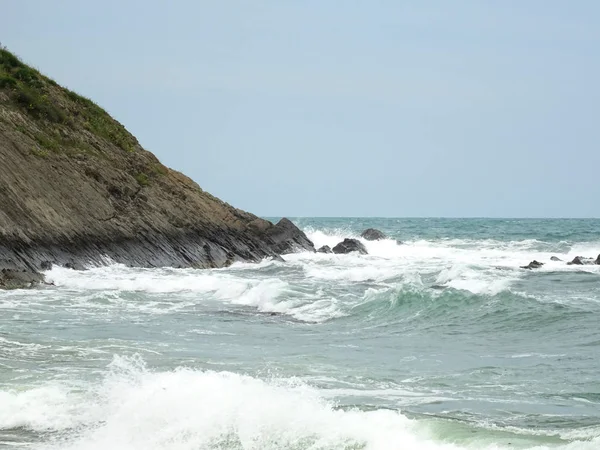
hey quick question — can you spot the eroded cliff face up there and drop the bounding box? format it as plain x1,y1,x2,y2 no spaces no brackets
0,48,313,283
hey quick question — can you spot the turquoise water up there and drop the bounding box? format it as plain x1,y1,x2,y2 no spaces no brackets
1,218,600,449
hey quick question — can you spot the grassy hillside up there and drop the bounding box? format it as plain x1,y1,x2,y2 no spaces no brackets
0,46,137,153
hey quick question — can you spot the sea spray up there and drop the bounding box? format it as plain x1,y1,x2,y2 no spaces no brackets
2,355,599,450
2,218,600,449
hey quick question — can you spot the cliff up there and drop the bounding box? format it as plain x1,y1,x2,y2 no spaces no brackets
0,47,314,286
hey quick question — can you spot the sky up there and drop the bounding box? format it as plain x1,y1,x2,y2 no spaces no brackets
3,1,600,217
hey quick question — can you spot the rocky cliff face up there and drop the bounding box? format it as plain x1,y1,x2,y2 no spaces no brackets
0,47,314,285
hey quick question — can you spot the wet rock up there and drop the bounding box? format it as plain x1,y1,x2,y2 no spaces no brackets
360,228,387,241
332,238,368,255
550,256,562,262
317,245,332,254
520,260,544,270
567,256,596,266
0,268,44,289
64,260,86,270
260,218,316,254
596,254,600,265
40,261,53,270
568,256,584,265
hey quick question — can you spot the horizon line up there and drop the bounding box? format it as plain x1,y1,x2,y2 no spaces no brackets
260,216,600,220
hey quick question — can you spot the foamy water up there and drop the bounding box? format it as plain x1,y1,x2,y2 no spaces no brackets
3,356,600,450
1,218,600,449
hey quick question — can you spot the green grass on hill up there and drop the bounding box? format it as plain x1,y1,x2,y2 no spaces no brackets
0,46,136,152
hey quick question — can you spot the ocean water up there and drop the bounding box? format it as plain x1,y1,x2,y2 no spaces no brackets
1,218,600,450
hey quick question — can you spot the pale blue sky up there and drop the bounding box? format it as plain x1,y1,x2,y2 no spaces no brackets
3,1,599,217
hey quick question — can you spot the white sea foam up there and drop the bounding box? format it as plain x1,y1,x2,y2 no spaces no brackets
1,355,596,450
30,227,598,326
3,225,599,449
304,227,599,264
0,337,48,356
43,265,341,322
298,228,600,291
0,383,91,432
434,265,517,296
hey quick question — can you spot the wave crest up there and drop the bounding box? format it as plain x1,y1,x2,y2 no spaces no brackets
3,355,598,450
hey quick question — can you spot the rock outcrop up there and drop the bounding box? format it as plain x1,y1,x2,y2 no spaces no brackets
567,256,596,266
520,260,544,270
360,228,386,241
0,267,45,289
260,218,315,254
332,239,368,255
317,245,332,254
520,254,600,270
568,257,584,266
0,47,313,287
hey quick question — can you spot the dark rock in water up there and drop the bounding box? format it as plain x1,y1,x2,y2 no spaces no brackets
567,256,595,266
550,256,562,262
0,46,315,282
596,254,600,265
253,218,315,255
332,238,368,255
317,245,332,254
520,260,544,270
360,228,387,241
396,240,404,245
64,260,86,270
0,268,44,289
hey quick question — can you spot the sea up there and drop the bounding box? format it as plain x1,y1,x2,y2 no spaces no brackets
1,218,600,450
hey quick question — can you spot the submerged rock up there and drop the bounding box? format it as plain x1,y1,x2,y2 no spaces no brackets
332,238,368,255
520,260,544,270
360,228,387,241
64,260,86,271
396,240,404,245
550,256,562,262
0,268,44,289
430,284,446,290
317,245,332,254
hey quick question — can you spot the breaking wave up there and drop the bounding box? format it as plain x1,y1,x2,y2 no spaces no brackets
1,355,599,450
